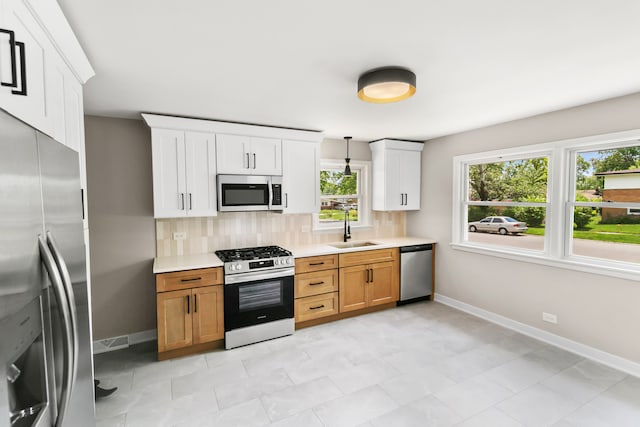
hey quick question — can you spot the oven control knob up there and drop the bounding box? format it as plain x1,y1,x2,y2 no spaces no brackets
286,258,292,264
229,264,235,271
274,259,279,265
236,263,242,270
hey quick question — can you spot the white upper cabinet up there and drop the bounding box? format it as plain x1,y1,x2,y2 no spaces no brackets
282,140,320,214
0,0,94,147
216,134,282,175
143,113,323,218
370,139,424,211
151,128,216,218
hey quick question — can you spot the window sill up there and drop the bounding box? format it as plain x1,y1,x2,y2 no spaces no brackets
312,223,373,233
450,242,640,282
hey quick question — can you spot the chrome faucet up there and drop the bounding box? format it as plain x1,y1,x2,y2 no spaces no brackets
343,208,351,242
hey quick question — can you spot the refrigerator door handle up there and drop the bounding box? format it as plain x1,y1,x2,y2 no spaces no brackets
46,231,79,386
38,235,74,427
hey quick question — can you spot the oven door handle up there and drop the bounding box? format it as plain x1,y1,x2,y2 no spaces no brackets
224,267,295,285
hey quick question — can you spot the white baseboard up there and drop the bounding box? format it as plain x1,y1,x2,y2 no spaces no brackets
434,293,640,378
93,329,157,355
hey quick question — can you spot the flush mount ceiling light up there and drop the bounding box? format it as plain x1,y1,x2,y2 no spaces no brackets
357,67,416,103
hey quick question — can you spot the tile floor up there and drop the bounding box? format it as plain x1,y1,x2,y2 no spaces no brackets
94,302,640,427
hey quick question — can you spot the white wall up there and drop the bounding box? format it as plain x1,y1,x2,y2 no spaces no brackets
603,174,640,190
408,92,640,364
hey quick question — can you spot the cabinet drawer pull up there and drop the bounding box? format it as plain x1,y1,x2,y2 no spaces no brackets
12,41,26,96
180,277,202,282
309,262,324,266
186,295,190,314
0,29,17,88
309,281,325,286
309,305,325,310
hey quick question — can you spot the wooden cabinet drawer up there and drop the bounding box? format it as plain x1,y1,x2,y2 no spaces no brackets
339,248,398,268
295,292,339,323
295,254,339,273
156,267,223,292
295,269,338,298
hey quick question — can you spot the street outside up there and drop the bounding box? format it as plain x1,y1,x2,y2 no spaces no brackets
468,232,640,263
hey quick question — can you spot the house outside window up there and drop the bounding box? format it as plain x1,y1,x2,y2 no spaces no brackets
452,131,640,280
314,159,370,230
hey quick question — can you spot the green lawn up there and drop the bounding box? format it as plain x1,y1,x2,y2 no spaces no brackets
527,216,640,244
318,209,358,221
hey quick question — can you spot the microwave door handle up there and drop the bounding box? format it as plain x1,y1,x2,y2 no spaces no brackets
38,235,74,427
268,180,273,210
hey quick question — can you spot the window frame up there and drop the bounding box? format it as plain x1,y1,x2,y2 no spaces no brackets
452,129,640,282
313,159,371,231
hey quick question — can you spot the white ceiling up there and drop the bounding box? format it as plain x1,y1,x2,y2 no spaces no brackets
58,0,640,141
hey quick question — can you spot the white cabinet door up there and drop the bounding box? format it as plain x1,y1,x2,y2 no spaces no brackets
251,137,282,175
151,129,187,218
400,150,421,210
184,131,217,217
216,133,251,174
216,133,282,175
384,149,405,211
0,0,52,134
371,139,423,211
282,140,319,214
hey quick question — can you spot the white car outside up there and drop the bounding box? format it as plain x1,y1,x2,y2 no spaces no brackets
468,216,528,235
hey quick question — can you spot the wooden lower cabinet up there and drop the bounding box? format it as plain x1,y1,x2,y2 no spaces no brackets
339,265,368,312
339,249,399,313
156,267,224,358
157,289,192,352
294,255,339,323
192,286,224,344
295,292,339,323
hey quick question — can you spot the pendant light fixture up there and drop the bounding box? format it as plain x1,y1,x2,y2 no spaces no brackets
357,66,416,103
343,136,352,176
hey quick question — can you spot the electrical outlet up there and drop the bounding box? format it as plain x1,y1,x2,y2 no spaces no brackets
172,232,187,240
542,312,558,324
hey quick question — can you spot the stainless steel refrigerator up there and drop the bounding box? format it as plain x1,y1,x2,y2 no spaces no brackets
0,109,95,426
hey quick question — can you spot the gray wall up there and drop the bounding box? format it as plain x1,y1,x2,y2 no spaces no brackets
85,116,156,340
408,92,640,364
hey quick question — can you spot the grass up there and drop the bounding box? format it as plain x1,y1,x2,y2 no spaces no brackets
527,216,640,244
318,209,358,221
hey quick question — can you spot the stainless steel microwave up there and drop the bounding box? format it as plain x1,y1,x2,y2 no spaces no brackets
217,175,283,212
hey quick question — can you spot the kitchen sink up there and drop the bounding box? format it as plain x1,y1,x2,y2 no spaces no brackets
328,241,379,249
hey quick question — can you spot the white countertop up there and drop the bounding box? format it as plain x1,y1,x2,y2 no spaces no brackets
153,253,223,274
153,236,436,273
288,237,437,258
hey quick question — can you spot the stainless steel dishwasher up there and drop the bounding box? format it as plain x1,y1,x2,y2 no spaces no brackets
399,244,433,304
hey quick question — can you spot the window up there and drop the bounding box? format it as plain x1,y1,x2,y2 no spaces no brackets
464,154,550,253
314,159,370,230
568,144,640,264
452,131,640,280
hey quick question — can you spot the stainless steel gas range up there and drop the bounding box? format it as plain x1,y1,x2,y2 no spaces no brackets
215,246,295,349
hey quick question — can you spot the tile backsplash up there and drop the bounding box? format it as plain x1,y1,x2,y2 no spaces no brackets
156,211,406,257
